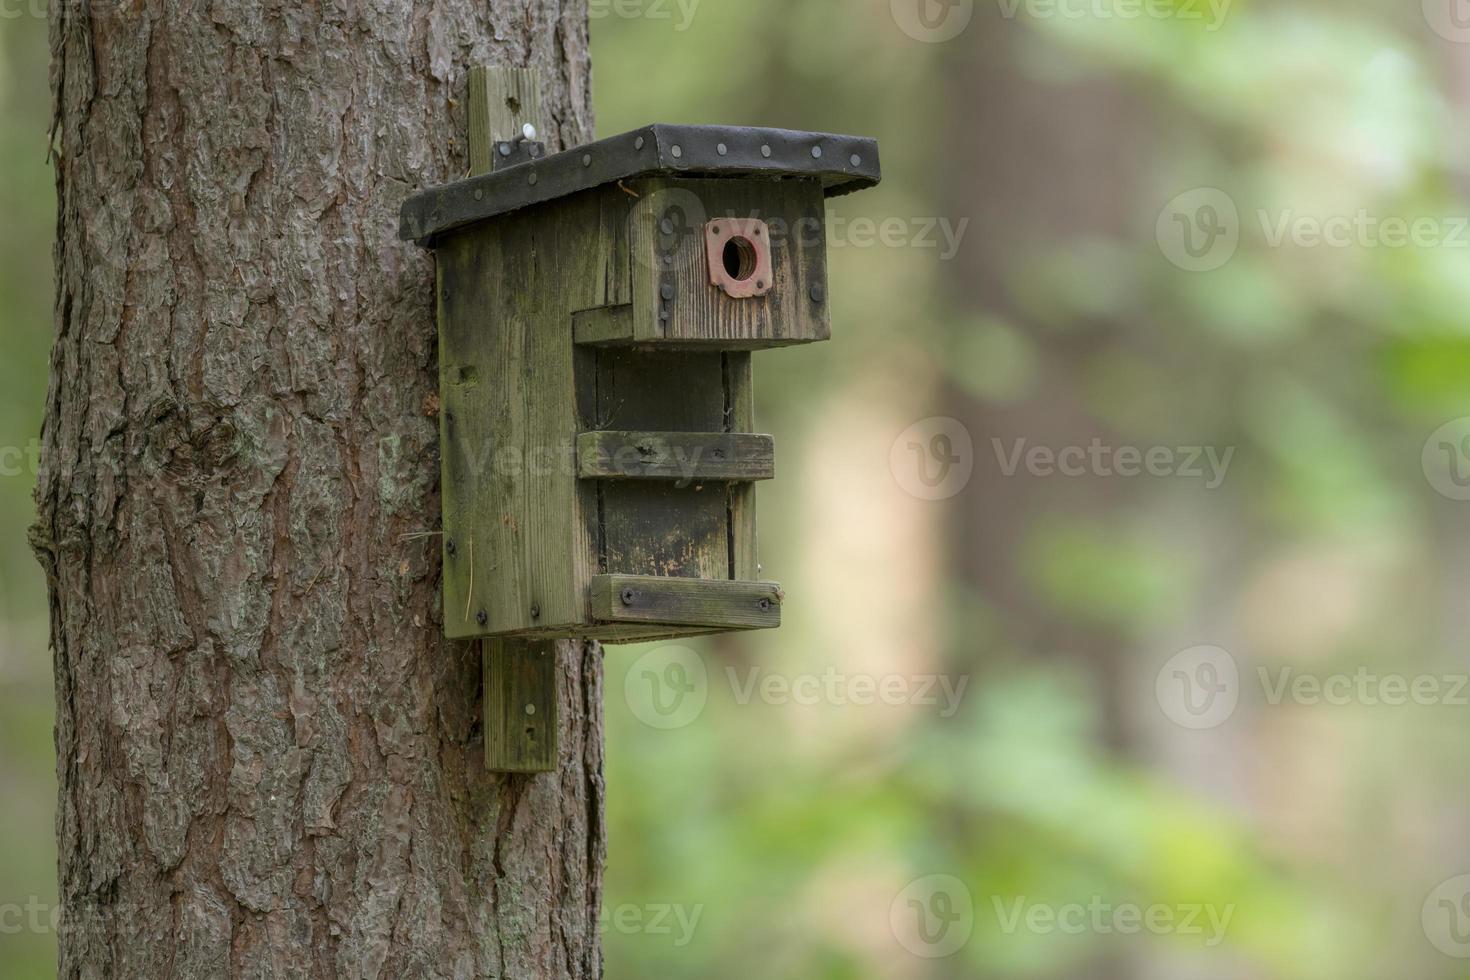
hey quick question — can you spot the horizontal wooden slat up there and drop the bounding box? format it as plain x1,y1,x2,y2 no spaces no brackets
572,305,635,346
590,575,782,630
577,431,774,482
571,302,822,351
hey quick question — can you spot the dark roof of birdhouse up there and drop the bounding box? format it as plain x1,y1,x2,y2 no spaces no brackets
399,124,882,245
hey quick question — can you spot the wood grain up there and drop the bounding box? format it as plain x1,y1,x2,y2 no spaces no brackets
590,575,783,630
483,639,560,772
468,67,546,178
576,431,775,482
630,177,831,347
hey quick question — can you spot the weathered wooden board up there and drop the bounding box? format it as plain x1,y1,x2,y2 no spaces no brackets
439,184,632,641
629,176,830,347
462,67,561,774
571,305,635,347
467,66,545,178
724,352,759,581
588,349,731,582
590,575,782,630
576,431,774,482
483,639,559,772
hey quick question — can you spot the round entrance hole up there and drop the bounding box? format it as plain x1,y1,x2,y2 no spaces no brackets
722,235,759,282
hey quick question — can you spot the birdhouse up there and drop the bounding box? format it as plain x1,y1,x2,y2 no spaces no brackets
400,124,881,646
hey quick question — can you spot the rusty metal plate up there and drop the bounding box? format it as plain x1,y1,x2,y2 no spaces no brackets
704,218,774,298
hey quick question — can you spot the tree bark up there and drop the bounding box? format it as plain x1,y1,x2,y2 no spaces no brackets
33,2,602,977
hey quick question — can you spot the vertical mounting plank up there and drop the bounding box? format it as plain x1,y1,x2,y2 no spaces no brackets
466,65,559,772
483,640,560,772
726,352,759,581
468,66,547,177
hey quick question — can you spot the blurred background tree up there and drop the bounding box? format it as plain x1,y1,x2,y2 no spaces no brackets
6,0,1470,977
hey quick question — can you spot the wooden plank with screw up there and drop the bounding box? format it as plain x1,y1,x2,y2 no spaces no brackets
590,575,782,630
483,639,559,772
459,66,562,774
576,431,774,482
468,66,545,178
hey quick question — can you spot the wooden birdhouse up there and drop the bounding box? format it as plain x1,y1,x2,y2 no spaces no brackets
401,122,881,646
401,69,880,772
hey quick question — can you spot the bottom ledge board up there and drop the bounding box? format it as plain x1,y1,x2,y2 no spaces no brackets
590,574,782,631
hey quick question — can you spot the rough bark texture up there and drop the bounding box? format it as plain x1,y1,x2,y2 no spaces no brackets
33,2,603,977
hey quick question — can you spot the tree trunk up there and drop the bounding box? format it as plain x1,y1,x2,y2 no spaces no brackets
33,3,602,977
